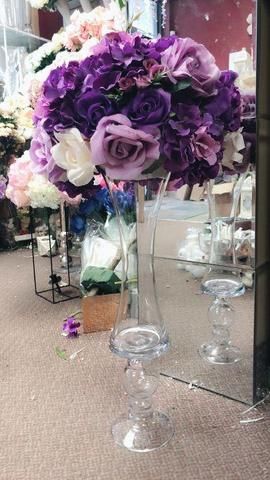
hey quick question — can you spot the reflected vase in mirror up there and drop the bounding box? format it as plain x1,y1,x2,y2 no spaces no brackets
200,177,247,364
106,175,174,452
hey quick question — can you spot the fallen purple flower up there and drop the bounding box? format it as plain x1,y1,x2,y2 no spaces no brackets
62,316,81,337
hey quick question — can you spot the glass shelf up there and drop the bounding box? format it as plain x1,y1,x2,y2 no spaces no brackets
0,24,47,52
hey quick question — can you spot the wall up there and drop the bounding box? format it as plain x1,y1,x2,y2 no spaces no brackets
38,10,63,40
168,0,255,70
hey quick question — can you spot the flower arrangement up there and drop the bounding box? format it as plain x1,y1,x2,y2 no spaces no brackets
24,2,125,107
29,31,243,193
0,94,33,195
6,151,61,209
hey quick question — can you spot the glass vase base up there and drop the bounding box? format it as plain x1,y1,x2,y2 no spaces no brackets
110,325,169,360
199,342,241,364
201,278,245,298
112,412,174,452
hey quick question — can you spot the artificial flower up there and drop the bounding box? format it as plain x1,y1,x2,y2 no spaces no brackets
28,32,242,190
161,37,220,96
222,129,245,171
122,88,171,127
5,151,33,207
90,114,160,180
51,128,95,186
62,316,81,337
29,123,54,175
27,174,60,209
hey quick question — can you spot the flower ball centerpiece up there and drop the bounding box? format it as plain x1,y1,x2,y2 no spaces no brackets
31,31,241,191
25,31,243,452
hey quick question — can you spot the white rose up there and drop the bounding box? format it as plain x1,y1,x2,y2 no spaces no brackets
51,128,95,187
222,129,245,170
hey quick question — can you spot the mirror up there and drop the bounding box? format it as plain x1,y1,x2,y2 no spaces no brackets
150,0,261,404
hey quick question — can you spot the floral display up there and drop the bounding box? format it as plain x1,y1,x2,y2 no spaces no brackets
0,94,33,139
24,3,125,107
6,151,61,209
29,31,243,192
0,94,33,198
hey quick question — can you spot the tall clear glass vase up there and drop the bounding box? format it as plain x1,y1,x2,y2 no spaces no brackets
200,176,246,364
105,174,174,452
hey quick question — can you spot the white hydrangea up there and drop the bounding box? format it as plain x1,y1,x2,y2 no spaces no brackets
25,40,63,74
28,175,61,209
0,94,33,141
26,0,49,9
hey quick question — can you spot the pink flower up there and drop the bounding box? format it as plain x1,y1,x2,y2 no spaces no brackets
119,77,135,91
59,191,82,206
90,114,160,180
6,152,33,207
192,127,220,165
161,37,220,96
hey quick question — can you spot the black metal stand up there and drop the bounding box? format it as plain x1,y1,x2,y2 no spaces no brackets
29,206,80,304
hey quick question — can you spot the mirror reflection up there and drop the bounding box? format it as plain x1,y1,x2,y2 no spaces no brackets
156,0,256,403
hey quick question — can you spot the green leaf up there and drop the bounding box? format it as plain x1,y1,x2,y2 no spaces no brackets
142,157,164,175
55,347,67,360
126,10,143,31
117,0,126,9
81,266,121,295
172,79,191,92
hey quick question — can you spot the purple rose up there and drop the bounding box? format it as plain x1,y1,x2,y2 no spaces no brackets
29,123,54,174
123,88,171,127
161,37,220,96
90,114,160,180
43,62,80,102
192,127,220,165
76,92,116,137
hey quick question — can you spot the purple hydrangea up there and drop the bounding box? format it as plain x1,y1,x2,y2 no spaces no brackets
43,62,80,102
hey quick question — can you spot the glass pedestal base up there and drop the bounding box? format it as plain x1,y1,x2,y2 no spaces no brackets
112,412,174,452
199,342,241,364
110,325,169,360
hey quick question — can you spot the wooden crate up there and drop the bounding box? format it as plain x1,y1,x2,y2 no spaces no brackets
82,293,121,333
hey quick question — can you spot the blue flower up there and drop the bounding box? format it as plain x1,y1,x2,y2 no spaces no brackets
70,214,86,234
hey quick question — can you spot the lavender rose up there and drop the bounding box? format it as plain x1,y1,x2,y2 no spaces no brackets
122,88,171,127
29,123,59,179
192,127,220,165
90,114,160,180
161,38,220,96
